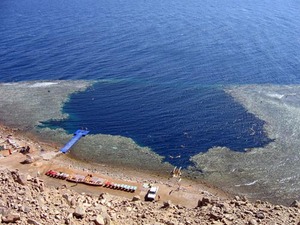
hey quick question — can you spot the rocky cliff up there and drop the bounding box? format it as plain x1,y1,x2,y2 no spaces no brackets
0,169,299,225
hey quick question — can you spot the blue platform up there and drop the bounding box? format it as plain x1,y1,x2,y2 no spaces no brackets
60,129,90,154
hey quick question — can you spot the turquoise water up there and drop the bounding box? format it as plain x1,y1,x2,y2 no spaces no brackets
1,0,300,166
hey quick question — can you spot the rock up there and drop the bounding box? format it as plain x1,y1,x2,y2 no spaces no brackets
55,214,61,220
165,219,178,225
217,202,231,213
248,219,258,225
0,200,6,207
0,206,9,216
70,198,77,207
221,218,232,225
255,200,262,204
99,193,112,202
94,214,105,225
197,197,210,207
22,205,31,213
274,205,281,210
73,205,86,219
26,175,33,181
11,170,26,185
64,218,71,225
290,200,300,208
132,195,141,201
212,221,223,225
27,218,41,225
209,212,221,220
234,196,241,201
21,155,35,164
0,164,299,225
1,213,20,223
63,193,73,205
241,196,248,202
39,182,45,192
223,214,234,221
109,212,117,221
163,200,173,208
110,221,119,225
255,212,265,219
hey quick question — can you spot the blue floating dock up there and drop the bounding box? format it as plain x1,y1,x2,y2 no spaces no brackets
60,129,90,154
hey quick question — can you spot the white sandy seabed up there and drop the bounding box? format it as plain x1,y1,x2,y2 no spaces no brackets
0,80,299,204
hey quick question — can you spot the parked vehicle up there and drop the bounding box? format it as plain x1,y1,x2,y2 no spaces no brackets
146,186,159,201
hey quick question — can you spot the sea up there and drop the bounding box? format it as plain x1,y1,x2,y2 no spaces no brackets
0,0,300,168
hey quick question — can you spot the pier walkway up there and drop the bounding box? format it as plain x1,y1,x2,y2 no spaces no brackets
60,129,89,153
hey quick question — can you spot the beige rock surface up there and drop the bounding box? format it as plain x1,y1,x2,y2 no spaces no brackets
0,169,299,225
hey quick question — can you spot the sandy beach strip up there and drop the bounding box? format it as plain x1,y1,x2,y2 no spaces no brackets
0,123,230,208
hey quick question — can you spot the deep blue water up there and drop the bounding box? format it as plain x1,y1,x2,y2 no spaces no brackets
43,81,270,167
1,0,300,166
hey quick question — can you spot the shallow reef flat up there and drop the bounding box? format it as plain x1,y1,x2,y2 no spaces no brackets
0,80,91,129
1,81,300,204
191,85,300,204
0,80,172,174
39,128,172,173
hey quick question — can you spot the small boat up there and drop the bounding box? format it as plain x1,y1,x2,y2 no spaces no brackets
114,184,122,189
118,184,124,189
126,185,133,192
131,186,138,192
84,175,105,186
45,170,58,178
45,170,53,176
67,174,85,183
56,172,69,179
45,169,138,192
103,181,114,188
123,185,130,191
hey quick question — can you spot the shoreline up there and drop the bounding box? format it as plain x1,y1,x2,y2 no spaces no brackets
0,123,230,208
0,80,299,206
1,123,300,225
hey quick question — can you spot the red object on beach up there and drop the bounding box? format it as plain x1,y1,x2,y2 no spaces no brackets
45,170,53,176
104,181,113,188
46,170,58,177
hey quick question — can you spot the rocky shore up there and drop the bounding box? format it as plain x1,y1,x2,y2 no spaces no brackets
0,121,299,224
0,169,299,225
